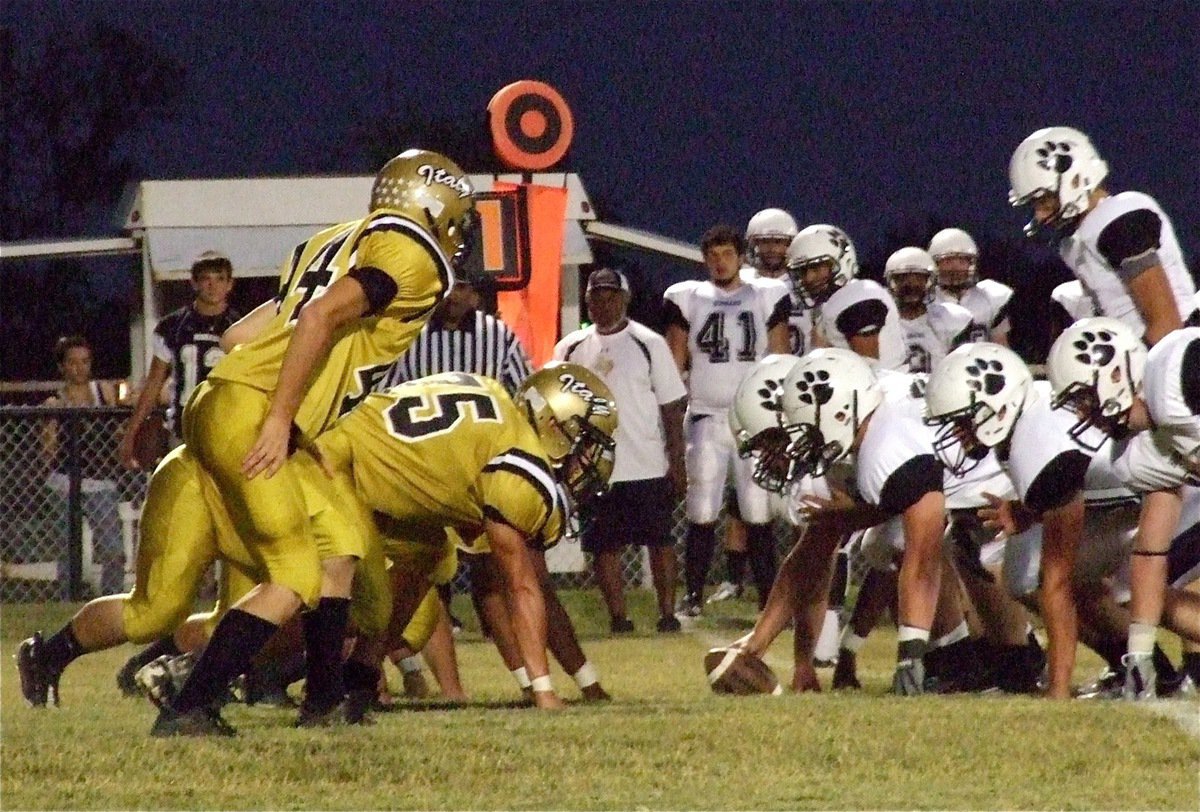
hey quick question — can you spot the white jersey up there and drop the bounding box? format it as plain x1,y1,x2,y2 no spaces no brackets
898,301,974,374
1050,280,1096,322
554,319,687,482
935,279,1013,343
1059,191,1197,338
1111,429,1198,493
1007,382,1136,513
741,266,815,356
814,279,906,370
1142,327,1200,466
662,277,790,415
855,394,942,515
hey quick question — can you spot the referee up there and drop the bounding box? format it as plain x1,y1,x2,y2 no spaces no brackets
379,277,531,394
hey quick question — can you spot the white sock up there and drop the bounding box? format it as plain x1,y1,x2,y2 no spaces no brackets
933,620,969,649
572,661,599,689
1128,622,1157,657
814,609,840,661
510,667,531,689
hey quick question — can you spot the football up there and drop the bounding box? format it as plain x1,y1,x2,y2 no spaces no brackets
704,646,783,696
132,412,169,471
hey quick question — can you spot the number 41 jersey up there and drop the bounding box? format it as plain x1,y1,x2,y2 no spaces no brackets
315,373,565,550
210,209,452,438
662,277,790,415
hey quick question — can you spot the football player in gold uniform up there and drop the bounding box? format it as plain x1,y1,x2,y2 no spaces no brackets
320,364,617,711
16,151,476,732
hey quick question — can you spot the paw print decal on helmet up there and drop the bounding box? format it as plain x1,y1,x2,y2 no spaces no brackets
1036,141,1074,174
964,359,1006,397
1070,329,1117,368
756,378,786,413
793,369,834,406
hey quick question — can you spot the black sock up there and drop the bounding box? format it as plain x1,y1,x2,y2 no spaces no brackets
123,637,180,673
1182,652,1200,683
43,623,86,676
172,609,278,714
1152,644,1179,683
828,550,849,611
343,659,382,693
685,523,717,598
746,524,777,611
436,582,453,607
725,550,747,586
302,597,351,712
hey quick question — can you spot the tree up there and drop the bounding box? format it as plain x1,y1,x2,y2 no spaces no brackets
0,21,185,240
0,22,184,381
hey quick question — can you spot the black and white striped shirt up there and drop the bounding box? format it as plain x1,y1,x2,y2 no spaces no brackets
378,309,533,395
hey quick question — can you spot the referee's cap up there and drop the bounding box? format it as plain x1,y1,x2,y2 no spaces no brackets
586,268,630,294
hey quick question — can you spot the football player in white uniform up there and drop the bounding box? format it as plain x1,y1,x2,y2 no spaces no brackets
885,246,974,373
727,349,948,694
928,228,1014,345
1046,318,1200,697
742,208,812,355
1009,126,1197,347
663,224,791,617
787,225,906,370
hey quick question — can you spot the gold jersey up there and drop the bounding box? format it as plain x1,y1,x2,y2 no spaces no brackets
315,373,564,551
209,210,452,437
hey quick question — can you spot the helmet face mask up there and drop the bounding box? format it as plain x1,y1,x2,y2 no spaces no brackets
781,349,882,477
515,363,618,508
746,208,799,276
786,225,858,308
928,228,979,294
371,149,477,271
731,354,803,492
1046,317,1145,452
885,247,936,309
923,342,1032,475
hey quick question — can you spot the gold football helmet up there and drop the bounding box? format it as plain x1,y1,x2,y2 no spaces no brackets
370,148,477,269
515,362,618,505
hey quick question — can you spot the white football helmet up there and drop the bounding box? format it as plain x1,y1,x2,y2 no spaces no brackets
1046,317,1146,450
745,208,798,276
731,354,803,492
924,343,1032,475
781,348,882,477
1008,127,1108,238
884,246,936,306
928,228,979,293
786,224,859,307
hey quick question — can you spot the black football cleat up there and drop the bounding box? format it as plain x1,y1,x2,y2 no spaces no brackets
150,706,237,738
15,632,61,708
294,699,374,728
115,655,142,698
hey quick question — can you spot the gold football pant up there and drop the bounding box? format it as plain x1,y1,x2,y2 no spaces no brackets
184,380,321,606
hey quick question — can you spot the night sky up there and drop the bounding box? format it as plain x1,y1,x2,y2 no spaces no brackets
3,0,1199,374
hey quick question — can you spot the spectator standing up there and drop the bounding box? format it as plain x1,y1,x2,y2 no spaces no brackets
555,268,688,633
40,336,124,594
117,251,241,468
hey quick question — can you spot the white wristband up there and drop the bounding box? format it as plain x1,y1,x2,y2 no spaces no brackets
510,667,531,689
530,675,554,693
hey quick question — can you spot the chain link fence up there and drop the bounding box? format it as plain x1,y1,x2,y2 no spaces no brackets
0,406,152,602
1,405,857,609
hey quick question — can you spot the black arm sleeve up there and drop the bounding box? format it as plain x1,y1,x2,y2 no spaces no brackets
1181,338,1200,414
1096,209,1162,282
766,295,791,331
347,266,400,317
1024,450,1091,515
662,300,689,332
835,298,888,338
878,455,943,516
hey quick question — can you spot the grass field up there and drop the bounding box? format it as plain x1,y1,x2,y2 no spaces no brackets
2,592,1198,810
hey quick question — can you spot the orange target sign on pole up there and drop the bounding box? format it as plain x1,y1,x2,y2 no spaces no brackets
488,80,575,171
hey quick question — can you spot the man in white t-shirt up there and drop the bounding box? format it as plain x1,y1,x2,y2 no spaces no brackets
555,268,688,633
